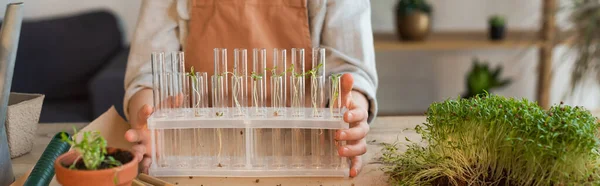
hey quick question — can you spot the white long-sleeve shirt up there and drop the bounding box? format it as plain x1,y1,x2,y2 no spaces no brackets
124,0,379,122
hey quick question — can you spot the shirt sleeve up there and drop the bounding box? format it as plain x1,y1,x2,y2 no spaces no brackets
123,0,182,120
320,0,379,123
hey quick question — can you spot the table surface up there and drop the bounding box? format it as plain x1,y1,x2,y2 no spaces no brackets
10,116,425,186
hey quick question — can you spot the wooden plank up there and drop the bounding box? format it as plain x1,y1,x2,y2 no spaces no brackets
537,0,557,109
374,31,542,51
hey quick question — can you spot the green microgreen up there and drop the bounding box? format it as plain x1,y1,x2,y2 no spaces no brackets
381,94,600,185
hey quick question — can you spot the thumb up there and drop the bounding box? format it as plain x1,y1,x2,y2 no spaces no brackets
341,74,354,108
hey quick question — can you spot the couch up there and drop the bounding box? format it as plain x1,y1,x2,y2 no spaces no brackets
10,10,128,122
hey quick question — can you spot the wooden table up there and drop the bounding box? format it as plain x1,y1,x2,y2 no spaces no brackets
10,107,426,186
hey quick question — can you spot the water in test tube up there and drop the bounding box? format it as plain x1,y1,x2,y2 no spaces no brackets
232,48,248,117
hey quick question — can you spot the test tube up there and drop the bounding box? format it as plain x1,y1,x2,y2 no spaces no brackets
173,52,186,117
231,128,246,167
232,49,248,117
271,48,286,117
251,48,266,117
329,74,342,118
271,127,285,168
213,48,228,117
160,53,171,116
311,128,326,168
290,48,305,117
330,130,346,169
251,127,266,168
192,72,208,117
271,76,284,117
273,48,287,107
157,129,168,167
151,52,165,117
311,48,326,118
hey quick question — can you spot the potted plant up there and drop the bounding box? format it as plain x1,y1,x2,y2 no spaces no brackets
462,58,511,98
568,1,600,93
54,129,138,186
488,15,506,40
395,0,433,41
382,94,600,185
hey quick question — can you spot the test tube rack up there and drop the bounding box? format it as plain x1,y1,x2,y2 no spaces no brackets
148,48,349,177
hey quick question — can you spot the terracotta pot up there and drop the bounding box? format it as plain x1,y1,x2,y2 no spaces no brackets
54,147,138,186
396,11,431,41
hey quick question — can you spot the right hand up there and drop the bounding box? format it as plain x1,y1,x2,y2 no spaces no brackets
125,104,153,173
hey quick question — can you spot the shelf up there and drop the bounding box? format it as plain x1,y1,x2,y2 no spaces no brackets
374,30,543,51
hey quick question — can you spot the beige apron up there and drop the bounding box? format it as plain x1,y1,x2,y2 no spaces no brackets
185,0,313,106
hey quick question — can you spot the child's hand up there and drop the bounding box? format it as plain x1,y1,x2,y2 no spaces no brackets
124,104,153,173
335,74,370,177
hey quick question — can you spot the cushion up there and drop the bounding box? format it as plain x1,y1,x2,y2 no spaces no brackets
11,10,123,100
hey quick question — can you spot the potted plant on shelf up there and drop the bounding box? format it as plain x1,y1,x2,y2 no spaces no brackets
382,94,600,185
54,128,138,186
462,58,511,98
395,0,433,41
568,1,600,94
488,15,506,40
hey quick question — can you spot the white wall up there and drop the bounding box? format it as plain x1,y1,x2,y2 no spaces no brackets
1,0,597,114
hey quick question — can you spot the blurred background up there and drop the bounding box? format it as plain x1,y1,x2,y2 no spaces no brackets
0,0,596,122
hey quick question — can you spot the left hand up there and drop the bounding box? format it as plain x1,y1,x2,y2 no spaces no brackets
335,74,370,177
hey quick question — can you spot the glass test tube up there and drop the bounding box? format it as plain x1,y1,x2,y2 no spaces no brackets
311,48,326,118
310,48,327,168
251,48,266,117
151,52,165,117
329,74,342,118
290,49,306,168
213,48,228,117
174,52,186,117
157,129,168,167
290,48,305,117
330,130,346,168
232,49,248,117
192,72,208,117
273,48,287,107
232,128,246,167
271,76,284,117
251,48,267,167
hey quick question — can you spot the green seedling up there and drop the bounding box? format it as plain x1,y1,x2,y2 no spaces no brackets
329,73,342,116
488,15,506,27
61,127,123,184
381,94,600,186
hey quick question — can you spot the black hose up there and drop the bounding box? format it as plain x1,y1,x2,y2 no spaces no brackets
23,132,71,186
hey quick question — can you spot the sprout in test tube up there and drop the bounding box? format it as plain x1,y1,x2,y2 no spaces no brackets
224,71,244,115
187,66,201,109
251,71,263,114
330,74,342,116
287,64,305,115
306,63,324,116
269,66,285,116
214,72,226,117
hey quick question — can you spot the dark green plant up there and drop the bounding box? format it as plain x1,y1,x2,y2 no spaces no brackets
396,0,432,16
381,94,600,185
463,58,511,98
60,127,122,170
488,15,506,27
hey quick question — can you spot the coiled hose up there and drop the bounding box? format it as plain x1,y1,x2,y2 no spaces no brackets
23,132,71,186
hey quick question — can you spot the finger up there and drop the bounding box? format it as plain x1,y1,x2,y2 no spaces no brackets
350,156,363,177
125,129,148,144
341,73,354,107
141,157,152,174
338,139,367,157
136,104,153,127
344,107,367,124
336,122,369,141
132,144,146,162
124,129,141,143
